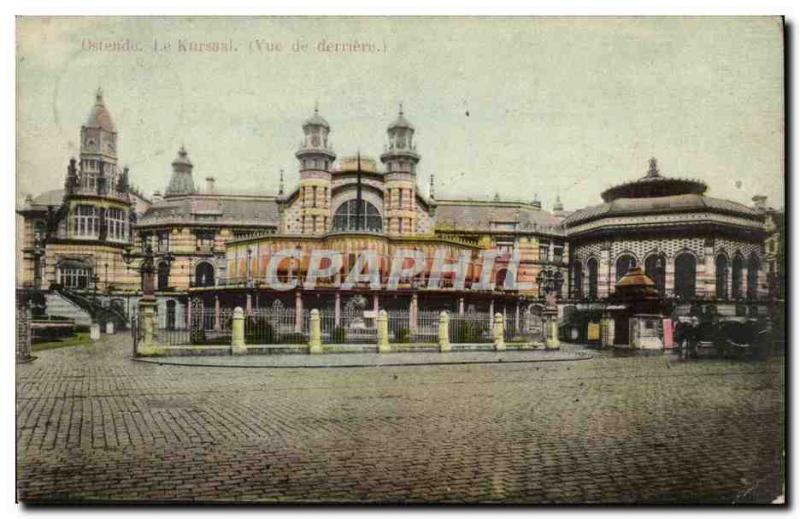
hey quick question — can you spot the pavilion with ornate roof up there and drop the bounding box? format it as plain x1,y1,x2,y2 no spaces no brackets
562,157,768,344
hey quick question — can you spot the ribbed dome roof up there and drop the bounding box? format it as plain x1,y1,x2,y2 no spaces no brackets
171,146,193,167
600,158,706,202
85,88,115,132
562,193,761,227
562,158,762,228
388,104,414,130
166,147,196,196
303,106,330,129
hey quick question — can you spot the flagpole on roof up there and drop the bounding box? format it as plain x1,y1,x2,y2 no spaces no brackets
356,150,363,230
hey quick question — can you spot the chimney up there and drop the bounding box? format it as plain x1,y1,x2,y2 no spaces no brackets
205,177,216,193
752,195,767,211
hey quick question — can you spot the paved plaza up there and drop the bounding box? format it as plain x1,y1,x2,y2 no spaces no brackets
16,335,784,504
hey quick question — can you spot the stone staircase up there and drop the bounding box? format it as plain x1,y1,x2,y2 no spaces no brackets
45,292,92,327
48,287,130,330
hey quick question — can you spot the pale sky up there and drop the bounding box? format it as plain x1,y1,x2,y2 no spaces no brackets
16,16,784,211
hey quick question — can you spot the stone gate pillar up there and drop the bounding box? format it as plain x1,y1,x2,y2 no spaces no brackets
377,310,390,353
493,313,506,351
231,307,246,355
308,309,322,354
438,311,450,352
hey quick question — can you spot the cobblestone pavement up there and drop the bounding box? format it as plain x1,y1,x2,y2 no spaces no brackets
17,335,784,504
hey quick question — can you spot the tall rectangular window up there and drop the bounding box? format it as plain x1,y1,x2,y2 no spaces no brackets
106,207,127,241
72,205,98,238
157,230,170,252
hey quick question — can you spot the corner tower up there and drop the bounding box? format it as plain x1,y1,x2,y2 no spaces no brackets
295,104,336,234
64,89,132,244
380,104,420,235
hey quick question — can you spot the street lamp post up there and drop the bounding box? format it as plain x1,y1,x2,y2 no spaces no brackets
123,244,175,300
123,243,174,356
536,268,564,350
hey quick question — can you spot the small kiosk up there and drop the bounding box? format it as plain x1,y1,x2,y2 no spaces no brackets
610,267,670,352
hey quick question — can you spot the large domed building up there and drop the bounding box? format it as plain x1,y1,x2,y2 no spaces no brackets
563,158,768,305
17,89,776,343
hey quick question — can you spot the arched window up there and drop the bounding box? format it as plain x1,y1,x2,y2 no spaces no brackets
732,254,744,299
157,261,170,291
715,254,729,299
333,200,382,232
615,254,636,282
587,258,598,299
674,253,697,299
573,262,583,298
195,262,215,287
57,260,91,289
495,268,508,291
747,253,760,299
644,254,666,295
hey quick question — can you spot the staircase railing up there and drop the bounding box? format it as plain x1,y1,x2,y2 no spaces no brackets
53,285,130,330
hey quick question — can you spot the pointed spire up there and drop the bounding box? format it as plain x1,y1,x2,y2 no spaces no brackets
646,157,660,178
388,102,414,130
314,99,319,114
429,174,435,199
95,87,104,105
278,168,285,195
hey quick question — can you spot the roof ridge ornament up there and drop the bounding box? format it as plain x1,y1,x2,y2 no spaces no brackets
96,87,104,105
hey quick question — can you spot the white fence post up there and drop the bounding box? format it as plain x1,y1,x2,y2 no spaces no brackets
231,307,246,355
309,309,322,354
494,312,506,351
439,311,451,352
377,310,390,353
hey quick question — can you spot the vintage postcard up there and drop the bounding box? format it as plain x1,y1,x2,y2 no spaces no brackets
15,16,785,505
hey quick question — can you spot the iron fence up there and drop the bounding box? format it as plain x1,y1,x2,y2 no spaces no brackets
320,309,376,344
449,311,493,343
244,308,308,344
131,304,521,348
